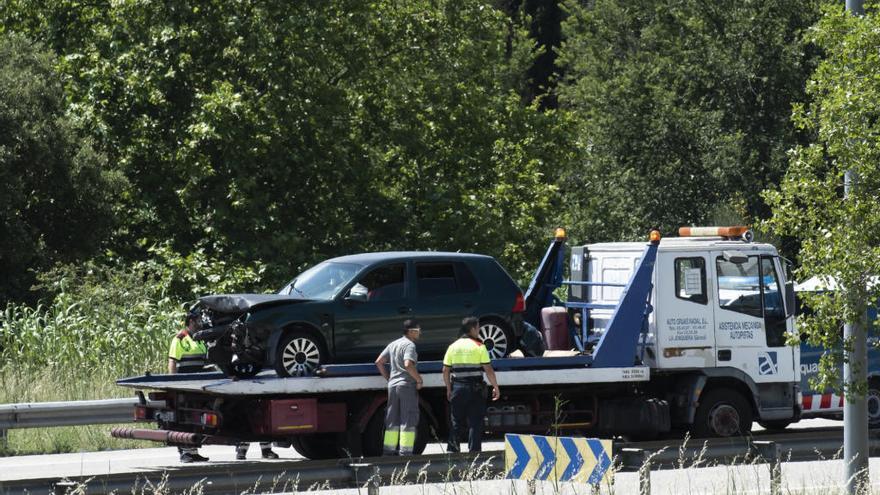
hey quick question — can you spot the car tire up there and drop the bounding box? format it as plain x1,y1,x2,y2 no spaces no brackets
273,331,327,377
218,361,263,378
479,318,515,359
692,388,753,438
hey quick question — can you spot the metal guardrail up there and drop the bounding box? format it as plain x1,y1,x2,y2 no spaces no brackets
0,398,155,438
3,429,878,495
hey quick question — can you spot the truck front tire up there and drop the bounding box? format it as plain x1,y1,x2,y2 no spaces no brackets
692,388,752,438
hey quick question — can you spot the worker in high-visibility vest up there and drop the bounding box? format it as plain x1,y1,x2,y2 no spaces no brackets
375,319,423,455
442,316,500,453
168,311,210,463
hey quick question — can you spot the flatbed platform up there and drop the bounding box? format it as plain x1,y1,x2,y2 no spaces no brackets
117,358,650,396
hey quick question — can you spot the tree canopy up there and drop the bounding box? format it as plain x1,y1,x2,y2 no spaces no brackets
555,0,820,242
765,3,880,391
0,33,120,302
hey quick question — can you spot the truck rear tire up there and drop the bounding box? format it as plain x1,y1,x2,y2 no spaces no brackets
692,388,752,438
290,433,339,459
362,406,430,457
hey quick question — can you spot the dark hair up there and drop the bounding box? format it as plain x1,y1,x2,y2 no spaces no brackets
460,316,479,335
403,319,420,334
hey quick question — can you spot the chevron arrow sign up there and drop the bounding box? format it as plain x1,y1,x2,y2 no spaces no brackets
504,434,613,484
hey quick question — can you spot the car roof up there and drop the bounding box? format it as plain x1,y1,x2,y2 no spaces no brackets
326,251,493,265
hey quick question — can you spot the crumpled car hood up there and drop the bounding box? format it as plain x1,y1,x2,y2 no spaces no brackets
198,294,307,313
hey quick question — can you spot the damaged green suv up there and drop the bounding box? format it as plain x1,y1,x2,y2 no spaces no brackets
191,252,526,377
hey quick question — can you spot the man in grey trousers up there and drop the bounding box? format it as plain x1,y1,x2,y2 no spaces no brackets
375,319,423,455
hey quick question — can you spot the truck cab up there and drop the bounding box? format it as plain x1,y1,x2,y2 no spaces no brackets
568,226,801,434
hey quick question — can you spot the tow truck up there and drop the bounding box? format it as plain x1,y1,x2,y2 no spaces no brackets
112,227,802,458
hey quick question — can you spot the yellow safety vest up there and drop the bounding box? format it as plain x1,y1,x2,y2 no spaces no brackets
168,330,207,373
442,337,491,380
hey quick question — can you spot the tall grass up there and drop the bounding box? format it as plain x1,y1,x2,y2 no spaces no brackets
0,245,265,454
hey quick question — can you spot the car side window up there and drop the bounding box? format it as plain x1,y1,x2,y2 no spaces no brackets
358,263,406,301
417,263,459,297
674,257,707,305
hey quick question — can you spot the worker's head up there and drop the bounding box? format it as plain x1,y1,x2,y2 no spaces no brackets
185,310,200,332
460,316,480,338
403,319,421,341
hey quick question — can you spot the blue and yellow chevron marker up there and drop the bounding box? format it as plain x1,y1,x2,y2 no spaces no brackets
505,434,613,484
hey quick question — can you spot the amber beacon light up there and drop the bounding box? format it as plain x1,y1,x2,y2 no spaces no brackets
649,230,662,244
555,228,567,240
678,226,749,238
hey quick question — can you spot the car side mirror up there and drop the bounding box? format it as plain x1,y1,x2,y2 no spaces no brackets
784,281,796,318
345,283,368,303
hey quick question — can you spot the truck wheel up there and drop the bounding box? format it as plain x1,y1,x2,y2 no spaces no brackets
362,406,431,457
757,420,792,431
290,433,339,459
479,319,514,359
274,331,326,377
692,388,753,438
868,379,880,427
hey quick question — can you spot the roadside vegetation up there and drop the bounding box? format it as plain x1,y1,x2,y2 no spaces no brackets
0,248,263,455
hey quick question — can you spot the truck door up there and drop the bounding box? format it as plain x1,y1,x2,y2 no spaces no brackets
655,251,716,368
713,254,796,385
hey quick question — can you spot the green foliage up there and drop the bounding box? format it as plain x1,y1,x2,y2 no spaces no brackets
556,0,820,241
0,248,264,376
1,0,569,288
764,3,880,393
0,32,122,302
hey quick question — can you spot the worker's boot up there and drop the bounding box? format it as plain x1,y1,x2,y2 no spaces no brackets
235,444,248,460
180,452,209,463
261,447,279,459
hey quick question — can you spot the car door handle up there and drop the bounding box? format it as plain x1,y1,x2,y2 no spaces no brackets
398,306,412,314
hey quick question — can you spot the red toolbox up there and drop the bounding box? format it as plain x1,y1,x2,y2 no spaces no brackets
251,398,346,435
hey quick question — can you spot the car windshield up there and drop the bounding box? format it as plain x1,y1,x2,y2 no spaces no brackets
279,262,363,300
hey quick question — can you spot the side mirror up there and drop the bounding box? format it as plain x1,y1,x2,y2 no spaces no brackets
345,283,368,303
784,281,796,318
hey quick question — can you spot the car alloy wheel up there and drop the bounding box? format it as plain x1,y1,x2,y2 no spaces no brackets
479,322,509,359
281,336,322,376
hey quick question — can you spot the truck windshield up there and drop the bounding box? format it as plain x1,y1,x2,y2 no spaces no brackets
279,262,363,300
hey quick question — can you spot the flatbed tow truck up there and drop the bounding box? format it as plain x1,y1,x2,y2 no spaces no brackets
112,227,802,459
